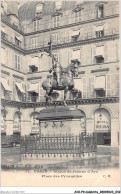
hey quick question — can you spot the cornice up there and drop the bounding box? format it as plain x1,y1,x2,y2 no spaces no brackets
24,14,119,36
1,97,119,108
27,76,42,81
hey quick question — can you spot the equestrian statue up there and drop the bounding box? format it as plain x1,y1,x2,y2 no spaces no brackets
42,55,80,106
42,38,81,105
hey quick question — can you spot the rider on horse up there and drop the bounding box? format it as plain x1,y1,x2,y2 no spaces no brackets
49,55,63,87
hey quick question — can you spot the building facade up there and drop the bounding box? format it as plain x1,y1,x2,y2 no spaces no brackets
1,1,120,148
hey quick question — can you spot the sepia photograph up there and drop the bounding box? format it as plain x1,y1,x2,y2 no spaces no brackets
1,0,120,190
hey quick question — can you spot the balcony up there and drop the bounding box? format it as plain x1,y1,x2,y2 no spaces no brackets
25,28,119,51
1,31,25,51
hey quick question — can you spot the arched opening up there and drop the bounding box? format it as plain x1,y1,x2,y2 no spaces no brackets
30,112,39,134
94,108,111,146
13,111,21,135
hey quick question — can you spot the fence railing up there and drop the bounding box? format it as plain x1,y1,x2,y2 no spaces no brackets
20,133,97,155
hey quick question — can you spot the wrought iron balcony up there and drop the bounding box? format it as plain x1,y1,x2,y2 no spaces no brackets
25,29,119,51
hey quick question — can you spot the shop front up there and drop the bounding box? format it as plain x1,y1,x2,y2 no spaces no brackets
94,108,111,146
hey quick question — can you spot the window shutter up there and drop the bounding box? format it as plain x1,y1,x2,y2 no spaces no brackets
92,46,96,64
80,47,83,65
92,25,96,38
104,22,109,36
106,74,111,96
89,76,95,97
82,77,87,98
115,73,119,96
104,44,108,62
111,74,116,96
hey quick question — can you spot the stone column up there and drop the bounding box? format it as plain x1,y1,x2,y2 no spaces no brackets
86,118,94,134
111,118,119,147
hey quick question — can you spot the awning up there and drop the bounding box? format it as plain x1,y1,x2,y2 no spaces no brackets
28,83,39,93
72,49,80,60
72,30,80,36
1,78,12,92
30,57,39,67
96,25,104,31
94,76,105,90
15,82,25,93
74,79,82,91
96,46,104,56
15,36,21,42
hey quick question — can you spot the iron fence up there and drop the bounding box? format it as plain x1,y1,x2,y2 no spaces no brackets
20,133,97,155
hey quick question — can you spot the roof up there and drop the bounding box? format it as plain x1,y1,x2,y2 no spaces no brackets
36,106,84,121
18,1,76,21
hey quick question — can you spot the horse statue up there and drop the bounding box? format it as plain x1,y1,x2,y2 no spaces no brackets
42,59,80,106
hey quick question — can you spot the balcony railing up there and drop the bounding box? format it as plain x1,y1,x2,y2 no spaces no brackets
23,4,119,34
25,29,119,50
1,31,25,50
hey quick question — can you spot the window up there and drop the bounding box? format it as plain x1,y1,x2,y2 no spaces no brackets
55,1,62,10
29,56,39,72
15,36,21,47
72,49,80,61
72,29,80,41
14,82,25,102
75,11,81,23
27,83,39,102
31,37,38,49
15,54,20,71
96,26,104,38
33,20,41,32
51,33,59,43
53,15,60,27
97,3,104,18
95,46,104,64
94,76,106,97
36,3,43,15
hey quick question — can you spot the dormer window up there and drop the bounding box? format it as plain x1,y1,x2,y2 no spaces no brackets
73,1,84,12
97,3,104,18
55,1,62,10
36,3,44,15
